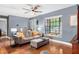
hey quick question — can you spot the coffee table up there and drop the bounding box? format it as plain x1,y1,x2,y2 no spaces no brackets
30,37,49,48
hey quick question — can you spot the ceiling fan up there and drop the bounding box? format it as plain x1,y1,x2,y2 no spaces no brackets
23,4,42,15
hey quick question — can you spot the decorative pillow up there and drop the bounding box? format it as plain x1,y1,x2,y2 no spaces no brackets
17,32,25,39
32,31,40,36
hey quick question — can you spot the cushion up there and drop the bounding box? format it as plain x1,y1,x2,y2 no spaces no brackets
17,32,25,39
32,31,40,36
31,39,43,43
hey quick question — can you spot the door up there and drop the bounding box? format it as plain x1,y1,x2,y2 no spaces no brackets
0,18,7,35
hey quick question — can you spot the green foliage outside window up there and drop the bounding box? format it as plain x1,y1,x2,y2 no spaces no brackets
45,17,61,35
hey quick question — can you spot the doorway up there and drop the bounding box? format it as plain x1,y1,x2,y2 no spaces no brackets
0,17,8,35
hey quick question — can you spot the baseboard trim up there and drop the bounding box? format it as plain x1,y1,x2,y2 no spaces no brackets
50,39,72,47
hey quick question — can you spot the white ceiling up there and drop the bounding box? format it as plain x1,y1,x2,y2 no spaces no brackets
0,4,75,18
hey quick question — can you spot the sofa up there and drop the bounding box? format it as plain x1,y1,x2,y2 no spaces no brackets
0,36,15,48
13,35,41,45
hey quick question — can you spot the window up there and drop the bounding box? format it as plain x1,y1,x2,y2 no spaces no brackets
45,16,62,37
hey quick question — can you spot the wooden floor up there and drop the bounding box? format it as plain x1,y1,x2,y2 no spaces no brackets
0,41,72,54
72,43,79,54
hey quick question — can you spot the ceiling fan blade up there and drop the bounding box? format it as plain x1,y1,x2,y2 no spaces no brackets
33,5,41,11
22,8,31,11
36,5,40,8
34,11,42,13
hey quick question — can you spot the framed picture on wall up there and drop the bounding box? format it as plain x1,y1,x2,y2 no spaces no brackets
70,15,77,26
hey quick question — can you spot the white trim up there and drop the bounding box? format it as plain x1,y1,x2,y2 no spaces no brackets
50,39,72,47
45,15,62,19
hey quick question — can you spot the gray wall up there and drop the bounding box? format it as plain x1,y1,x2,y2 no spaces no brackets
30,5,77,42
8,15,29,36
